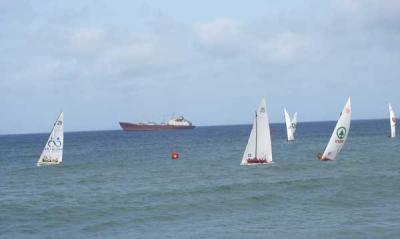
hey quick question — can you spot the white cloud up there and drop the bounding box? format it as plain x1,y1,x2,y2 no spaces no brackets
69,27,105,52
332,0,400,31
256,31,313,63
104,33,160,64
195,18,242,45
194,17,313,64
2,0,400,133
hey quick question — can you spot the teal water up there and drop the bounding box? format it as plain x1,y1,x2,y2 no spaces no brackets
0,120,399,238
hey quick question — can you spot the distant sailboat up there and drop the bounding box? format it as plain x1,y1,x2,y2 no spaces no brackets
284,109,297,141
241,98,273,165
317,98,351,161
37,112,64,166
389,103,396,138
292,112,298,135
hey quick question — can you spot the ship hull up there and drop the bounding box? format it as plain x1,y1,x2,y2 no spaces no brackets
119,122,195,131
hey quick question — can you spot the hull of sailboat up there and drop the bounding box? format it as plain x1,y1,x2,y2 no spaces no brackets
241,161,273,165
37,161,62,166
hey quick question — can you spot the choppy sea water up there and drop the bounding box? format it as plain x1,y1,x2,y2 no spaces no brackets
0,119,399,239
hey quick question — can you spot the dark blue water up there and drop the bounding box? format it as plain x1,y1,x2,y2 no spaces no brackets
1,119,399,238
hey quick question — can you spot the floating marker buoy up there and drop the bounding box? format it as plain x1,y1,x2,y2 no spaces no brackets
171,151,179,160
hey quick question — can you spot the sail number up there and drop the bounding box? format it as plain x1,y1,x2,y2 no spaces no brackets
47,137,62,147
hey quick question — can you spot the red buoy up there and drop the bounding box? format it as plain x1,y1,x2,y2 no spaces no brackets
171,151,179,160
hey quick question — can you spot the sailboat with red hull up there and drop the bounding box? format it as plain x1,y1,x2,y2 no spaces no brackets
241,98,273,165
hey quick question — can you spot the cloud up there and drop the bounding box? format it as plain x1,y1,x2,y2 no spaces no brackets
329,0,400,32
256,31,313,63
0,0,33,24
194,17,314,64
1,0,400,133
69,27,105,52
195,18,242,45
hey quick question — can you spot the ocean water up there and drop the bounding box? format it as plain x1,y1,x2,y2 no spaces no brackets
0,119,399,239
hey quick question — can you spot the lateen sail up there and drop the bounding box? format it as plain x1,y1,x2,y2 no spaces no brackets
241,98,272,165
321,98,351,160
389,103,396,138
284,109,296,141
37,112,64,166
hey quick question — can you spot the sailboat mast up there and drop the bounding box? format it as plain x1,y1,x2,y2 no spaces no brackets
255,111,258,159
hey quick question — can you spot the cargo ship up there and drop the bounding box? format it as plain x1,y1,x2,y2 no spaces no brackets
119,116,195,131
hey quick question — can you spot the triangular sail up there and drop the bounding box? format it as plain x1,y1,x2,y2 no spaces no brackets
242,117,256,163
291,112,298,135
389,103,396,138
37,112,64,166
241,98,272,165
284,109,295,141
321,98,351,160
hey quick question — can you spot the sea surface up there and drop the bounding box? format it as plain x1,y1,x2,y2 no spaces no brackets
0,119,399,239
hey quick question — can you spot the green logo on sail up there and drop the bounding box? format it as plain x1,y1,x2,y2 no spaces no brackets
336,127,346,139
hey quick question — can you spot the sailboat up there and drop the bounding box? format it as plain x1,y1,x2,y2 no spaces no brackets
284,109,297,141
317,98,351,161
389,103,396,138
241,98,273,165
37,112,64,166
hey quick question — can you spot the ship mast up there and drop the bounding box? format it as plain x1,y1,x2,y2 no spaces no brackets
255,111,258,159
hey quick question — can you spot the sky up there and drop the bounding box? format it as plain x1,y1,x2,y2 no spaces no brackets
1,0,400,134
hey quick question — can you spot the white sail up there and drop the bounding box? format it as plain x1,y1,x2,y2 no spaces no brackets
242,117,257,163
37,112,64,166
321,98,351,160
389,103,396,138
284,109,295,141
291,112,298,135
241,98,272,165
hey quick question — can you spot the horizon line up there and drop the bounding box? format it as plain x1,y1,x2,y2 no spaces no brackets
0,117,388,137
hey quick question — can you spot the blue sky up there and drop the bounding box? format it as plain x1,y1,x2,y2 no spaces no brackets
1,0,400,134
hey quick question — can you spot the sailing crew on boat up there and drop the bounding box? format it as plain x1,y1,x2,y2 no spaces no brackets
316,152,329,161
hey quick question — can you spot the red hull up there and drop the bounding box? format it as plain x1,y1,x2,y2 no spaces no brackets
246,158,269,164
119,122,195,131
